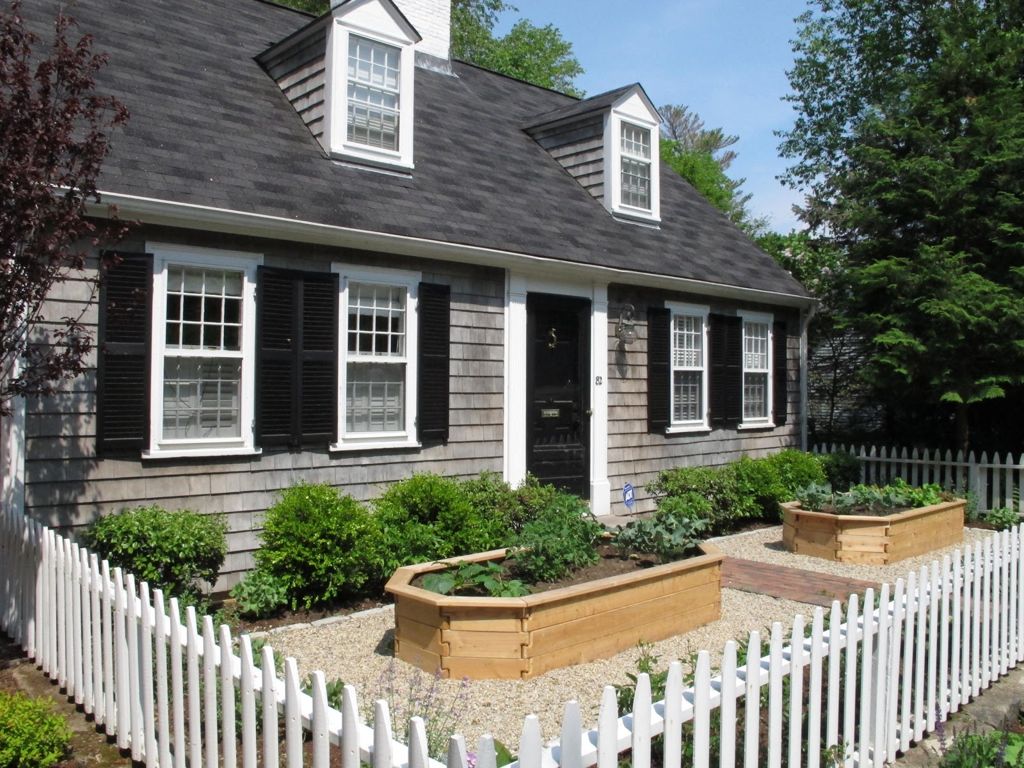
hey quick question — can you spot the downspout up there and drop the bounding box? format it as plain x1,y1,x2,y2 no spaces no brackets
799,301,818,452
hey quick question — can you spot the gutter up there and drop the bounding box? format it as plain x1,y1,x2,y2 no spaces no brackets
88,191,816,309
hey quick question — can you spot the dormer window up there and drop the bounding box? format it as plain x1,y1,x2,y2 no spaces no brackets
322,0,420,170
620,122,652,210
347,35,401,151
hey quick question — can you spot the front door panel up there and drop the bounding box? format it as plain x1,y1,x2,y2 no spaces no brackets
526,294,590,498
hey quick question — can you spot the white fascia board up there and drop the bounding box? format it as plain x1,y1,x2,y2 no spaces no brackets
86,191,815,309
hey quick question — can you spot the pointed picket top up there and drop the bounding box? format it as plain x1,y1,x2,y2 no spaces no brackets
596,686,618,768
476,735,498,768
662,662,684,768
284,658,303,768
311,671,330,768
342,685,362,768
556,701,582,768
408,717,429,768
261,646,280,768
518,715,543,768
373,700,394,768
630,673,652,768
692,652,711,768
447,735,468,768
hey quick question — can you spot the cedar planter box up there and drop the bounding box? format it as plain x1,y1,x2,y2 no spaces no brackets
385,544,723,680
781,498,966,565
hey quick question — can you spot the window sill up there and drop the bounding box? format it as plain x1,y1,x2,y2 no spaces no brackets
142,446,262,460
665,424,711,435
329,438,421,453
330,145,414,173
737,421,775,431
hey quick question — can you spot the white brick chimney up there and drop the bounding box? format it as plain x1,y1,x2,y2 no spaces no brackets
393,0,451,62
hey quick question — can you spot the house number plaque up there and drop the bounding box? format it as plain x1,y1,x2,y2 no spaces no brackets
540,408,559,418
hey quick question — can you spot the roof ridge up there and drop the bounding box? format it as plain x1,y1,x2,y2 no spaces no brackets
452,58,581,101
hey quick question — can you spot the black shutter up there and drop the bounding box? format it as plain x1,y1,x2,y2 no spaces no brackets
709,314,742,428
417,282,450,447
256,267,338,449
773,321,788,426
96,251,152,457
647,306,670,434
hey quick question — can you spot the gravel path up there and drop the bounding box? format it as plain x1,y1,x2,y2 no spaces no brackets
260,524,999,752
263,589,811,752
710,524,994,585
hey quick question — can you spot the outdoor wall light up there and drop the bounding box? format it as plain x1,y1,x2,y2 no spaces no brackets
616,303,637,345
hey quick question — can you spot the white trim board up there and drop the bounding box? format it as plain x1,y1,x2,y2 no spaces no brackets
86,192,814,309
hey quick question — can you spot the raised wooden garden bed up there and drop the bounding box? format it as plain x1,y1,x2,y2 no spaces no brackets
385,544,723,680
781,498,966,565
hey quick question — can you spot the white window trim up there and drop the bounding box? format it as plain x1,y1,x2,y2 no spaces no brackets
738,309,773,429
331,263,421,451
665,301,710,433
604,108,661,223
326,19,416,170
144,243,262,459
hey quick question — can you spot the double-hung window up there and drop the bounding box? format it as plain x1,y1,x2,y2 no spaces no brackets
347,35,401,152
740,312,772,424
668,303,709,430
148,246,260,458
620,122,652,211
334,266,420,450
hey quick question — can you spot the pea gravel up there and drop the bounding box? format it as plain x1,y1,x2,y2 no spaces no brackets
261,524,998,751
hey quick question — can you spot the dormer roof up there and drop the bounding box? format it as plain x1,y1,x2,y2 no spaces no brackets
525,84,657,131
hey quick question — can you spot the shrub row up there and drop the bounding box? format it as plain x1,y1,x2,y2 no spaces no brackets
647,449,835,534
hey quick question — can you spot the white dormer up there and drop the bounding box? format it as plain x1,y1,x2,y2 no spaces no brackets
603,87,662,223
325,0,421,170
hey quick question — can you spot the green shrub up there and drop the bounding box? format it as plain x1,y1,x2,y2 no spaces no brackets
509,492,603,583
985,507,1021,531
459,472,521,532
647,465,750,532
230,566,289,619
818,451,862,491
938,729,1024,767
655,491,712,522
257,483,381,609
84,505,226,606
731,456,788,519
762,449,828,498
0,691,71,768
374,474,505,576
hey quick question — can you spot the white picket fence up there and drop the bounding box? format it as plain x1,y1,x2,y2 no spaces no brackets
813,443,1024,514
3,502,1024,768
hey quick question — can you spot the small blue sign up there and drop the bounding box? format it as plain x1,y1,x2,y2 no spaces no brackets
623,482,635,511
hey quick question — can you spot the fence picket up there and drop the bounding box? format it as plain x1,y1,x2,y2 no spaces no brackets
89,553,102,721
826,601,842,749
719,643,737,768
220,624,237,768
558,701,583,768
972,541,983,698
767,623,784,768
787,615,805,768
692,654,710,768
631,673,652,768
950,554,963,714
186,607,202,768
79,547,91,711
886,580,904,760
409,718,429,768
843,594,859,767
807,609,824,768
101,559,114,733
519,715,542,768
597,686,618,768
663,661,683,768
858,588,875,765
114,568,131,750
744,631,761,768
914,568,927,742
203,617,219,768
154,589,171,768
1001,531,1011,676
239,635,258,768
169,598,186,768
872,583,890,766
264,649,282,768
284,658,302,768
900,571,916,753
373,700,394,768
311,670,330,768
141,582,157,767
938,557,951,721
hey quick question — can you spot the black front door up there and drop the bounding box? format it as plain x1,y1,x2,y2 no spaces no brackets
526,293,590,498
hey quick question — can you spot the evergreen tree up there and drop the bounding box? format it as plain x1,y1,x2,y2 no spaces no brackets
779,0,1024,453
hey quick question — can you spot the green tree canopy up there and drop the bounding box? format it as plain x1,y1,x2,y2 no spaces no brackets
450,0,583,95
779,0,1024,452
658,104,766,237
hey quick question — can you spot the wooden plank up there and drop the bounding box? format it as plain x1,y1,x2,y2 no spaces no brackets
443,629,528,659
444,610,524,633
443,656,530,680
525,561,719,630
394,641,442,675
395,596,444,628
528,600,720,678
394,616,443,654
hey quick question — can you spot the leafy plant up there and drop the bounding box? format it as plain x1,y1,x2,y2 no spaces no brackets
797,478,946,516
508,493,603,583
796,482,833,511
421,561,528,598
986,507,1021,532
616,513,706,563
230,566,289,619
0,691,71,768
84,505,226,607
257,483,382,610
302,674,346,710
763,449,828,497
939,728,1024,767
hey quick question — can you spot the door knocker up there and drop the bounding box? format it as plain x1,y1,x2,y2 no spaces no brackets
547,327,558,349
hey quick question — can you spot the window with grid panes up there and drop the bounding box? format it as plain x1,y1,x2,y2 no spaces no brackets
620,122,651,210
742,320,770,421
671,311,705,424
345,283,407,433
347,35,400,151
162,267,243,440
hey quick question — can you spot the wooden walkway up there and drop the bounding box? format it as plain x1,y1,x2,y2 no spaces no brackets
721,556,881,607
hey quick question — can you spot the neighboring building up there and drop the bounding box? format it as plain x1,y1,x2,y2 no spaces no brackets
10,0,811,586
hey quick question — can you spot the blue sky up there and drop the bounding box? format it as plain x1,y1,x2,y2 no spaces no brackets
496,0,810,233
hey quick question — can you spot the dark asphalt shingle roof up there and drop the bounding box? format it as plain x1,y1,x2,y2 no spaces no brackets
524,84,639,129
30,0,807,299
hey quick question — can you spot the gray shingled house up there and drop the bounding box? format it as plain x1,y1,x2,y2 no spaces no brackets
11,0,812,586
